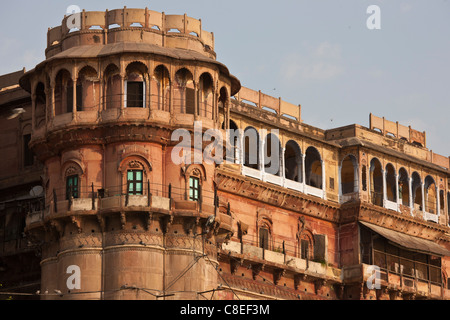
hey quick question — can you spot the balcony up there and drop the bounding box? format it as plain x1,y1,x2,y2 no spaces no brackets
221,237,341,284
25,182,233,234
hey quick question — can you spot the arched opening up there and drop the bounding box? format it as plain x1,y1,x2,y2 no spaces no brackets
370,158,383,206
104,64,121,110
243,127,259,170
305,147,322,189
340,155,358,195
385,163,396,202
77,66,99,112
219,87,228,125
411,172,422,211
398,167,409,206
226,120,240,164
199,73,213,119
424,176,437,214
35,82,46,128
174,68,195,115
440,189,445,213
264,133,281,176
153,65,170,111
125,62,147,108
54,69,73,115
284,140,302,183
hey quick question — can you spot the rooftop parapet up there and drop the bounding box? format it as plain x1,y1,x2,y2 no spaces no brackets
233,87,302,123
46,7,215,60
370,113,426,147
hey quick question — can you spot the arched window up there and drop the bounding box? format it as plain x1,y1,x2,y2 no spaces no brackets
284,140,302,183
385,163,396,202
63,163,83,200
424,176,437,214
77,66,99,112
219,87,229,124
264,133,281,176
119,157,152,196
226,120,240,164
305,147,322,189
411,172,422,211
153,65,170,111
199,73,213,119
125,62,147,108
370,158,383,206
340,155,358,195
54,69,73,115
244,127,260,170
398,168,409,206
104,64,121,110
174,68,195,115
257,217,272,251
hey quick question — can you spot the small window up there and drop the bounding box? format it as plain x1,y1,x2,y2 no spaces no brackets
301,239,309,260
66,175,79,200
23,134,34,167
127,81,144,108
189,177,200,201
259,227,269,250
127,170,143,195
186,88,195,115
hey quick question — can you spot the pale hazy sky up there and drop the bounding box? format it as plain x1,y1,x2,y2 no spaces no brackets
1,1,449,156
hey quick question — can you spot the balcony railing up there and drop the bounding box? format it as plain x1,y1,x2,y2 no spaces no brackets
372,248,444,297
26,181,232,228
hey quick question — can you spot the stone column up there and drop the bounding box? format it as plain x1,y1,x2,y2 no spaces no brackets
72,78,78,121
395,173,400,211
436,186,440,217
421,182,425,213
281,147,286,183
382,169,387,207
260,135,265,181
408,177,413,216
321,160,326,200
301,154,306,185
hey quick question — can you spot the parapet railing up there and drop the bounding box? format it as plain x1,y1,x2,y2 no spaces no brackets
372,248,444,296
232,87,302,124
48,7,214,50
24,182,234,226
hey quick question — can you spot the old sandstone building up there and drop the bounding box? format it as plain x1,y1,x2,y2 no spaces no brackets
1,7,450,300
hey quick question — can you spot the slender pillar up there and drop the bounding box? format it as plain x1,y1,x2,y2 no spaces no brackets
281,147,286,184
382,169,387,208
421,182,425,213
72,78,77,121
408,177,413,216
301,154,306,185
321,160,326,200
437,186,440,217
395,173,400,211
260,135,265,181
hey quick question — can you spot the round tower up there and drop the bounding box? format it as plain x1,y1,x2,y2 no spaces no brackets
21,7,240,300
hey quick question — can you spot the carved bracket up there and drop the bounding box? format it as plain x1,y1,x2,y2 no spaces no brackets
273,269,286,285
251,263,264,280
70,216,82,234
161,215,174,234
230,258,243,275
314,279,327,295
120,212,126,230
